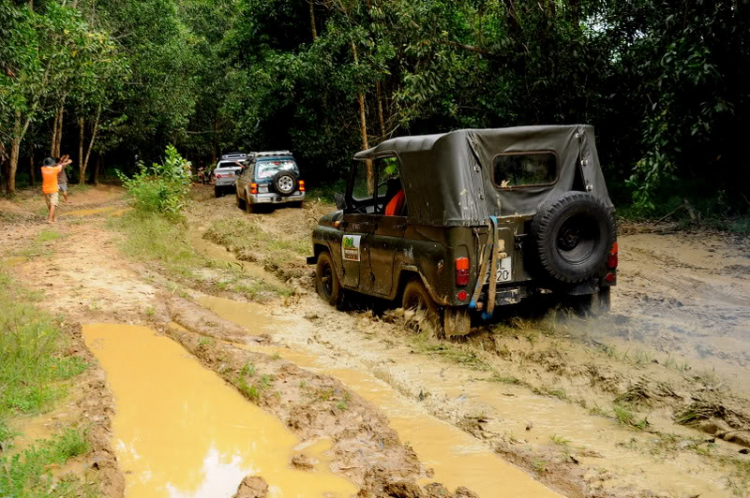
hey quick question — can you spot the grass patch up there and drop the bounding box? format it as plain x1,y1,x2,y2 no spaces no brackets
612,404,650,430
204,218,311,266
110,211,291,300
0,268,88,443
108,210,203,279
411,335,490,371
0,428,93,497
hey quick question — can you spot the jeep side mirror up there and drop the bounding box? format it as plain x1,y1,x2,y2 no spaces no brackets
335,193,347,211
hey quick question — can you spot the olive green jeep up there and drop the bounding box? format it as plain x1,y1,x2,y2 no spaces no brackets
307,125,618,336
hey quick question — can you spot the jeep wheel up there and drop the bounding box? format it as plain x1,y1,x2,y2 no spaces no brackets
315,251,340,306
531,192,616,284
402,280,439,332
245,195,256,214
237,193,246,210
272,171,297,196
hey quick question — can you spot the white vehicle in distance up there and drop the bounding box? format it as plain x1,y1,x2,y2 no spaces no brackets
213,152,250,198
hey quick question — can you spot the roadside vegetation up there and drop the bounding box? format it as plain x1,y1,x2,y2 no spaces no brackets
111,146,290,301
0,265,93,496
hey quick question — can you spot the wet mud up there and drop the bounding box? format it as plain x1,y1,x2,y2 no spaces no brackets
83,323,359,497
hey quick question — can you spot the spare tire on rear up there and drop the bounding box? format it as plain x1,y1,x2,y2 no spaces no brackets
530,192,616,284
272,170,297,196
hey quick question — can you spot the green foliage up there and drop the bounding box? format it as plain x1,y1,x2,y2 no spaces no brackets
118,145,192,218
0,428,91,498
0,270,88,427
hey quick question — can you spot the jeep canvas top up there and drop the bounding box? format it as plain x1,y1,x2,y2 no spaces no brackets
235,151,305,212
213,152,251,197
309,125,618,337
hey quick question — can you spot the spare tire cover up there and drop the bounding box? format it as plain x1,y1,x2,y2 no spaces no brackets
530,192,616,284
272,170,297,196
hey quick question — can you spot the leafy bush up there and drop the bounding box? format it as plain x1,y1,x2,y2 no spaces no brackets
118,145,192,218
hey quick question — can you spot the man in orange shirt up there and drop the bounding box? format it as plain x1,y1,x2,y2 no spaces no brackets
41,155,72,223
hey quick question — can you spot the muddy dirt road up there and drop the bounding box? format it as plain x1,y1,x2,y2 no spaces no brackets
1,185,749,497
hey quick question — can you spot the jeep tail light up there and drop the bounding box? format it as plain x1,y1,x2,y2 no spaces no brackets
250,183,258,195
605,272,616,283
456,257,470,286
607,242,618,269
299,180,306,192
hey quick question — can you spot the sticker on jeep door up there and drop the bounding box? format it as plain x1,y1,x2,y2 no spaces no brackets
342,235,361,262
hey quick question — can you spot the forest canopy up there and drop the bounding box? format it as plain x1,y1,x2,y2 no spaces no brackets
1,0,749,216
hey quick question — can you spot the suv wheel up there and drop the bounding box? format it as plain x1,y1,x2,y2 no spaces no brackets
531,192,616,284
214,186,223,198
245,191,256,214
315,251,340,306
236,192,246,210
402,280,439,332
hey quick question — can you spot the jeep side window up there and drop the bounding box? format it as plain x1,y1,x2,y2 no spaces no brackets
351,160,373,201
374,157,404,215
493,152,557,188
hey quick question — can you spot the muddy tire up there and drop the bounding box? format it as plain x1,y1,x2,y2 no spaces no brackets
315,251,341,306
245,196,255,214
531,192,616,284
402,280,440,332
236,193,246,210
272,171,298,196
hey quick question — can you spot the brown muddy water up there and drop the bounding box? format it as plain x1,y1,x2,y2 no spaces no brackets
82,323,357,497
197,297,559,497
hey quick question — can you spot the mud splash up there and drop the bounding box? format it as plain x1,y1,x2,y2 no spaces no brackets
83,323,357,497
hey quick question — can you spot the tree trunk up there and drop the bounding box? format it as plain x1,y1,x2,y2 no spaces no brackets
29,150,35,186
78,116,85,181
351,42,373,193
93,154,102,186
8,114,22,196
212,117,218,165
56,107,64,157
51,107,60,157
376,81,386,142
309,0,318,40
81,104,101,185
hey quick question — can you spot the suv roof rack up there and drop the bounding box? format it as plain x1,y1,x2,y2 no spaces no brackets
254,150,293,157
220,152,248,160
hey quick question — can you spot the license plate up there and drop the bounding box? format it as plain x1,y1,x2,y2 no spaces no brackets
496,256,512,283
259,185,269,193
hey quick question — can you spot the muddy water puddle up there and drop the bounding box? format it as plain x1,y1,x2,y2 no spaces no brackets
197,295,290,334
199,298,558,496
83,323,357,497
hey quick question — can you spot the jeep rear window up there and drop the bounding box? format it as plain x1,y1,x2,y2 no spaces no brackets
493,152,557,188
255,159,298,180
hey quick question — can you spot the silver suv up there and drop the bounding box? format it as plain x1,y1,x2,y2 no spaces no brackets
213,152,249,198
235,151,305,212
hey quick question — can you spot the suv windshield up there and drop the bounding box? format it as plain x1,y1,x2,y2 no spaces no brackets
256,158,298,180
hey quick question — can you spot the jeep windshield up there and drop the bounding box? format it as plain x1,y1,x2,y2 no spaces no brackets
256,158,299,180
